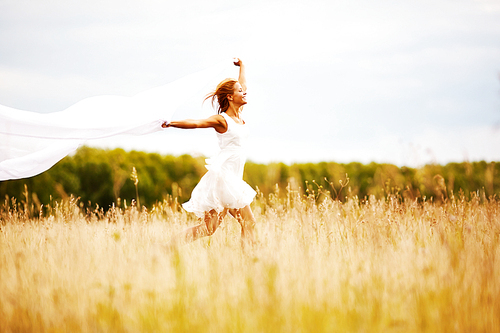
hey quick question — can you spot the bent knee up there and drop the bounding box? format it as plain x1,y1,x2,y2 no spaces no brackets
203,211,221,236
200,223,217,236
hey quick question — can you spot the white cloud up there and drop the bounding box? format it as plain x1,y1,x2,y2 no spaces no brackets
474,0,500,13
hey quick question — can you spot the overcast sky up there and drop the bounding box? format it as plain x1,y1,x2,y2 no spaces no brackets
1,0,499,167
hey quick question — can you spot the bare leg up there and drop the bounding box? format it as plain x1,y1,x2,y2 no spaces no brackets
168,209,227,248
229,205,256,248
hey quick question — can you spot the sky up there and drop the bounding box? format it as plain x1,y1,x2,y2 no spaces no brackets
1,0,499,167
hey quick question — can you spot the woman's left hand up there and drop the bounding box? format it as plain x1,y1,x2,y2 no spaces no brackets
161,121,170,128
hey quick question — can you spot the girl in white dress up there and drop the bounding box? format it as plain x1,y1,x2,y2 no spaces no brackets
162,58,256,247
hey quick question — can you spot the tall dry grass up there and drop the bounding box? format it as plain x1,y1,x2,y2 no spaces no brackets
0,187,499,332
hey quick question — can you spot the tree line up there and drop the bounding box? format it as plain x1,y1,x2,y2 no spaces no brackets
1,146,498,211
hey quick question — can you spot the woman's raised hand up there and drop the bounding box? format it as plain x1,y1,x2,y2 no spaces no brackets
233,58,243,67
161,121,170,128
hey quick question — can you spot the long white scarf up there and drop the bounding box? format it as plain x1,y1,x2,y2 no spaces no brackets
0,62,229,181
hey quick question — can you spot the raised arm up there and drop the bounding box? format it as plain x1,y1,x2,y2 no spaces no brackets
162,114,227,133
234,58,247,91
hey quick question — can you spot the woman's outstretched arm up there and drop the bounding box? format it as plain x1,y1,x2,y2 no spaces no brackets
234,58,247,91
162,114,227,133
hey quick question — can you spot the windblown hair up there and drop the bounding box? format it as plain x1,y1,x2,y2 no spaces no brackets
205,78,238,114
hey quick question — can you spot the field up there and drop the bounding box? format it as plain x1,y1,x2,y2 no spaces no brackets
1,188,499,332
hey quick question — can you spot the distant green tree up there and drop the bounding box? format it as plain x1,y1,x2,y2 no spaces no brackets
0,146,498,211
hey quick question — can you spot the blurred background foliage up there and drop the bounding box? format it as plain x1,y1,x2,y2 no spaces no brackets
1,146,498,211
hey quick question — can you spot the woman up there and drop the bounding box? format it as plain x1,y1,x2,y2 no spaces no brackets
162,58,256,247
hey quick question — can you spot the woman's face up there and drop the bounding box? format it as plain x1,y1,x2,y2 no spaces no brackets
231,82,247,106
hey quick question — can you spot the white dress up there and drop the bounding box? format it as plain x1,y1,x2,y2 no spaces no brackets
182,112,256,218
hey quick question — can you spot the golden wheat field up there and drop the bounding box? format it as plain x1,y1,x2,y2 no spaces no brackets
1,186,499,332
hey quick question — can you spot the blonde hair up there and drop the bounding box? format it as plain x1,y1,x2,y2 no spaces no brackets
205,78,238,114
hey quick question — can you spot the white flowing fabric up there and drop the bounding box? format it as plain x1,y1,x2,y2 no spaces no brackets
0,62,230,181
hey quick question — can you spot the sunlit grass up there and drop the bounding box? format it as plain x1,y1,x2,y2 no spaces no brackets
0,188,499,332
